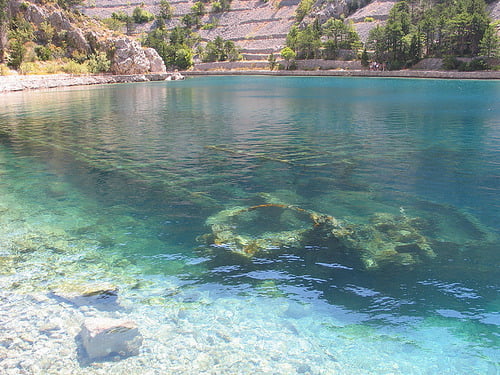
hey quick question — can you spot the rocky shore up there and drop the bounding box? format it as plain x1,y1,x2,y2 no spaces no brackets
0,72,185,93
186,68,500,80
1,68,498,94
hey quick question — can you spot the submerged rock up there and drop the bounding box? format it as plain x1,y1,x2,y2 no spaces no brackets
50,282,119,309
200,196,439,271
79,318,143,360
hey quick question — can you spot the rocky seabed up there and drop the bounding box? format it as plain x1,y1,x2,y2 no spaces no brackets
0,194,444,375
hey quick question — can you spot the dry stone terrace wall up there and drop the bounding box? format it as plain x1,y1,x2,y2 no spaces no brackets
82,0,300,58
345,0,396,42
82,0,500,61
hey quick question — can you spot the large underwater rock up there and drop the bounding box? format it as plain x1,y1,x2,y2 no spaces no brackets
80,318,143,360
200,196,441,271
50,282,119,308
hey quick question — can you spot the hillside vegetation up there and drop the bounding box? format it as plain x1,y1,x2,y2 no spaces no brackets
286,0,500,69
0,0,499,73
0,0,116,74
0,0,168,75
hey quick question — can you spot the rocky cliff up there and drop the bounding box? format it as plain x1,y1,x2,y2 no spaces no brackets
7,0,166,73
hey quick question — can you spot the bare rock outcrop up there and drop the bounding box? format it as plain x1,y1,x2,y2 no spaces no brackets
111,37,166,74
8,0,167,75
22,1,48,25
301,0,349,26
145,47,167,73
10,0,92,52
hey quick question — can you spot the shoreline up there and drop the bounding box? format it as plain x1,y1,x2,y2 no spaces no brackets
0,73,174,93
0,69,499,93
185,69,500,80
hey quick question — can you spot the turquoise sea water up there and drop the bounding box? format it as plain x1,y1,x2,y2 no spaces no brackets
0,76,499,374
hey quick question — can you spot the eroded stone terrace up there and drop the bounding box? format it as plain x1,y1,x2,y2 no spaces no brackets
83,0,299,58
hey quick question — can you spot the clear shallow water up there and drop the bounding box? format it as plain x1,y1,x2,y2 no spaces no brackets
0,76,499,374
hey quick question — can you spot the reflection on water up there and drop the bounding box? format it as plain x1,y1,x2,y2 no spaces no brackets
0,77,498,373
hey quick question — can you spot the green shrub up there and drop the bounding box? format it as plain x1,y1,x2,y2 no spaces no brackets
174,48,193,70
387,59,404,70
191,2,205,16
182,13,200,28
49,44,66,59
7,17,34,70
37,21,55,44
0,63,11,75
442,55,461,70
35,45,52,61
211,1,223,12
201,23,216,30
87,52,111,73
62,60,89,74
71,50,87,63
361,48,369,67
132,7,155,24
458,58,490,71
202,36,241,62
364,17,375,22
158,0,174,20
295,0,314,22
268,53,277,70
57,0,84,9
468,58,490,71
8,38,27,70
43,61,62,74
102,17,125,31
111,11,131,22
19,61,39,74
280,46,296,69
211,0,230,12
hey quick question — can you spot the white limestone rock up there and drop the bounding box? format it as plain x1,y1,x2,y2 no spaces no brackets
145,48,167,73
171,71,185,80
111,37,166,75
66,28,91,54
80,318,143,360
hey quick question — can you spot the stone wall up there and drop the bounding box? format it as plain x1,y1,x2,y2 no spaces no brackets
193,59,364,71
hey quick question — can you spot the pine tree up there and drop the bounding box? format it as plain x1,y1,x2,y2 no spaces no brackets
0,0,8,63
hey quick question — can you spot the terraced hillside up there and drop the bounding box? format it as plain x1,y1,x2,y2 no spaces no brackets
83,0,300,60
346,0,396,42
82,0,500,62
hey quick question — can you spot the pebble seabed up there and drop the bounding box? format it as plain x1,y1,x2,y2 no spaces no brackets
1,176,498,375
0,159,422,375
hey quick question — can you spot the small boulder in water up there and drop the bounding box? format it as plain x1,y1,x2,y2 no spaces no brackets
50,282,119,309
79,318,143,360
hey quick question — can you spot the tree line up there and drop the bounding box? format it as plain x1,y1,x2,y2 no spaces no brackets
366,0,499,69
281,0,499,70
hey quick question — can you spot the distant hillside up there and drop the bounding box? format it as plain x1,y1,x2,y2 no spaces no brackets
1,0,498,74
82,0,301,60
81,0,500,61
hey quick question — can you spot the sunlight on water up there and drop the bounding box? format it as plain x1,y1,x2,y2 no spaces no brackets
0,77,498,374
